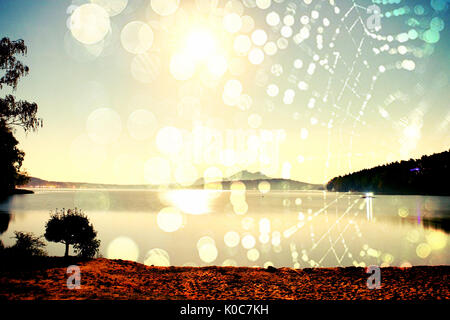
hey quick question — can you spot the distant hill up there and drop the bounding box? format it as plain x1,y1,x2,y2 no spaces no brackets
192,170,323,191
228,170,271,181
214,178,323,191
326,149,450,196
24,170,324,191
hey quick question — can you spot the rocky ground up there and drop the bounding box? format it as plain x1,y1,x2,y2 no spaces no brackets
0,258,448,300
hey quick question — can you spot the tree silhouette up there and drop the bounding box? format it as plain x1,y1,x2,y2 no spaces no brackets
0,38,42,131
44,208,100,258
0,37,42,194
0,125,28,193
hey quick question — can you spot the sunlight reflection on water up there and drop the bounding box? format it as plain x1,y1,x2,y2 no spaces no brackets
160,189,220,215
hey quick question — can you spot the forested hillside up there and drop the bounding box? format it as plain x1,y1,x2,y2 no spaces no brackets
326,150,450,195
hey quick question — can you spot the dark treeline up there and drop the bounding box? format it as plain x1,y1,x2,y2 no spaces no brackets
326,150,450,195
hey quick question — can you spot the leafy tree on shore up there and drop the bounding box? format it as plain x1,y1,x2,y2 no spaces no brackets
0,38,42,131
44,208,100,258
0,37,42,194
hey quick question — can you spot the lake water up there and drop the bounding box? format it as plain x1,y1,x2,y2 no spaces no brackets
0,189,448,268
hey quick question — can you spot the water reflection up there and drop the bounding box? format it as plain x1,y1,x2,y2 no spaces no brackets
363,193,374,221
416,198,422,225
0,211,11,235
161,189,219,215
0,189,448,267
0,195,13,235
416,217,450,233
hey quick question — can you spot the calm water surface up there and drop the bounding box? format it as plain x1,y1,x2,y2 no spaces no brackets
0,189,448,267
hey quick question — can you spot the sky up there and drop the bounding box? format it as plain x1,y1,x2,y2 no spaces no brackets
0,0,449,185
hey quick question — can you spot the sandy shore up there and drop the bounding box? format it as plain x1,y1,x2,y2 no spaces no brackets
0,258,448,300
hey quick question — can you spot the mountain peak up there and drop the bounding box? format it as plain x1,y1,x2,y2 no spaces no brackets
227,170,271,181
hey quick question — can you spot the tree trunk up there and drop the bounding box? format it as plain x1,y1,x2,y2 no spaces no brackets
64,242,69,257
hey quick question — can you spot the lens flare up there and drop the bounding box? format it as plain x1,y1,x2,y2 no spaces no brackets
151,0,179,16
157,207,183,232
70,4,110,45
106,237,139,261
224,231,240,248
170,53,196,80
86,108,122,145
144,248,170,266
197,236,218,263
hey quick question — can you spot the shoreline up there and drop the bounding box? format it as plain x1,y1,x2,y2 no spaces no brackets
0,188,34,200
0,258,448,300
4,188,34,195
11,188,34,195
18,186,450,197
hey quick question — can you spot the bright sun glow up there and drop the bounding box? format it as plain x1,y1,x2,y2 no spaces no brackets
185,28,217,61
170,25,228,80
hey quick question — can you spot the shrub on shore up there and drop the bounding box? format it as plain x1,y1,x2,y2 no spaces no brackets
0,231,47,259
